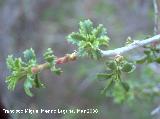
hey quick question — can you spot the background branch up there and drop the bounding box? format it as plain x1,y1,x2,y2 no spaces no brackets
153,0,159,35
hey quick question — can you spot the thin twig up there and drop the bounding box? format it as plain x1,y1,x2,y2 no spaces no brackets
31,52,77,74
153,0,159,35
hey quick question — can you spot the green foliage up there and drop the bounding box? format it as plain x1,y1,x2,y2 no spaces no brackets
97,55,136,103
6,48,44,96
43,48,56,66
43,48,62,75
6,48,62,96
136,46,160,64
96,45,160,103
5,19,160,106
6,55,25,90
67,19,110,59
23,48,36,65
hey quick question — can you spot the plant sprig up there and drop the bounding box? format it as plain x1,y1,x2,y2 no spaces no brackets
136,46,160,64
6,48,61,96
43,48,62,75
97,55,136,103
5,19,160,103
67,19,110,60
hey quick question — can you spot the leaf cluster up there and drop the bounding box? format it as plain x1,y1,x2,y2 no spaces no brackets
67,19,110,59
43,48,62,75
136,46,160,64
97,55,136,103
6,48,61,96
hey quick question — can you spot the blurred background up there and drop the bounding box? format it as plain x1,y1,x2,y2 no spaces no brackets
0,0,160,119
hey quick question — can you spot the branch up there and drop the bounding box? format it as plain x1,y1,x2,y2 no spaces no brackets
101,34,160,57
31,52,77,74
153,0,159,35
31,35,160,73
6,19,160,98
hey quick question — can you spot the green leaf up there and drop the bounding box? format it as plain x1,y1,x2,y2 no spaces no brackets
45,55,55,63
34,74,45,88
144,50,151,55
101,79,115,95
95,49,102,59
43,48,56,66
107,61,117,71
146,55,154,63
136,56,146,64
112,82,127,103
155,49,160,53
121,63,135,73
97,73,112,80
69,32,86,42
79,19,93,34
155,57,160,63
6,55,16,71
89,49,102,60
51,67,62,75
6,76,19,91
24,75,34,97
98,36,110,46
121,81,130,92
6,54,29,96
93,24,107,38
6,55,25,91
23,48,36,61
15,58,22,69
83,42,92,49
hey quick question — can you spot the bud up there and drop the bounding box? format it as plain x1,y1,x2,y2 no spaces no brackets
115,55,124,62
